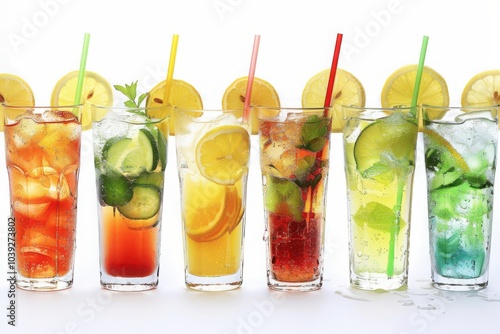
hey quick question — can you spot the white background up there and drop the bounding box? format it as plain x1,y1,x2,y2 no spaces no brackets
1,0,500,333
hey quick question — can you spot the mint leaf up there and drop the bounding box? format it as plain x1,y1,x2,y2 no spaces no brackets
301,115,328,152
138,93,148,107
114,84,128,97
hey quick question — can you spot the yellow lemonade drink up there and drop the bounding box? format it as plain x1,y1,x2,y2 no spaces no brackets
174,108,250,291
343,106,418,290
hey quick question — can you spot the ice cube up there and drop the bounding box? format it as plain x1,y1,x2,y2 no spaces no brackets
455,110,496,123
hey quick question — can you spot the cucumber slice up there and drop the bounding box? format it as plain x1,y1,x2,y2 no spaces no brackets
99,172,133,206
117,184,161,220
103,129,159,177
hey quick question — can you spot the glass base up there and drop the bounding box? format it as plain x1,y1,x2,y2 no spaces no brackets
16,277,73,291
350,272,407,291
100,271,158,292
267,273,323,292
432,272,488,291
185,270,242,292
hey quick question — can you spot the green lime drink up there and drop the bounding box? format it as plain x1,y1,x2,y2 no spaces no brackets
343,106,418,290
423,106,498,291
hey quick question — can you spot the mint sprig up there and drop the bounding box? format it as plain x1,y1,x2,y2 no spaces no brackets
114,81,148,115
301,115,328,152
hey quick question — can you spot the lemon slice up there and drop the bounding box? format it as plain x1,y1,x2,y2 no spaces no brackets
196,125,250,185
381,65,449,131
222,76,280,135
302,68,366,132
0,73,35,131
146,79,203,136
51,71,113,131
461,70,500,128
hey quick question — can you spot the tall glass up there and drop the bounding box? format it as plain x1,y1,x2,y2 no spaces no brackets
3,104,83,291
257,106,332,291
174,108,250,291
91,105,168,291
423,105,498,291
343,106,418,291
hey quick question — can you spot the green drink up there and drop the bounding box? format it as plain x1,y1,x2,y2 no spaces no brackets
343,106,418,290
423,105,498,291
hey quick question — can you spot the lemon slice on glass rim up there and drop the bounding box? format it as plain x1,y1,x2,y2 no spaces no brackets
0,73,35,131
222,76,280,135
51,70,113,130
381,65,449,131
302,68,366,133
461,70,500,128
146,79,203,136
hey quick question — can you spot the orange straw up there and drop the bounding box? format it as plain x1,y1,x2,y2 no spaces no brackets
243,34,261,124
323,33,343,112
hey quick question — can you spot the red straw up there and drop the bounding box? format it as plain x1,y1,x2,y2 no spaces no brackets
323,33,343,110
243,34,261,123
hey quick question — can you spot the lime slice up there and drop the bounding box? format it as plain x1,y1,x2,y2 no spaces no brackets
146,79,203,136
100,172,133,206
381,65,449,131
302,68,365,132
354,112,417,184
51,71,113,130
354,201,406,233
264,177,304,222
103,129,159,177
196,125,250,185
222,76,280,134
0,73,35,132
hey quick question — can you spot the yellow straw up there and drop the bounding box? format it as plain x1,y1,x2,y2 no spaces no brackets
163,34,179,106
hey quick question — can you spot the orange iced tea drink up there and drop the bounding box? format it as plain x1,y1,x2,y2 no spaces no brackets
174,108,250,291
3,105,82,291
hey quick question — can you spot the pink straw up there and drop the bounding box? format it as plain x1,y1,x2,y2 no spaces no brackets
323,33,343,111
243,34,261,123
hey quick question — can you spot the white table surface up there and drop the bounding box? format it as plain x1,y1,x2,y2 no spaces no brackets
2,133,500,334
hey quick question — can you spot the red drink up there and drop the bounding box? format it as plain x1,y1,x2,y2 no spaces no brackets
258,107,331,291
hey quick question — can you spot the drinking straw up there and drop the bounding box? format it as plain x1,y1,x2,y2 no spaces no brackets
243,34,261,124
162,34,179,107
386,35,429,278
410,35,429,115
323,33,343,111
73,33,90,110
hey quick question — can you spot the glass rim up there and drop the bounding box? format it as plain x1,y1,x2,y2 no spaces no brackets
173,107,246,113
1,103,84,109
90,103,166,111
255,106,334,112
421,104,500,110
341,105,417,111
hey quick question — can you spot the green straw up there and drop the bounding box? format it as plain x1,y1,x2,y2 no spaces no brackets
410,35,429,115
386,35,429,278
73,33,91,108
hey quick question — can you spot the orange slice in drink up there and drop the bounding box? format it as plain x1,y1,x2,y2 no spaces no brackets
183,174,227,242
